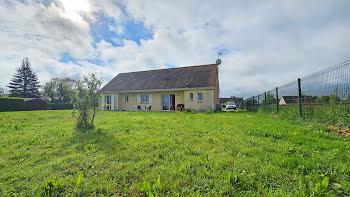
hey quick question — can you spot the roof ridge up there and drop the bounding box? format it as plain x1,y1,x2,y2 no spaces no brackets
119,64,217,75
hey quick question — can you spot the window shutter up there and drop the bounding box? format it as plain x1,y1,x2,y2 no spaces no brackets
137,95,141,103
149,95,153,103
111,95,115,110
101,96,105,110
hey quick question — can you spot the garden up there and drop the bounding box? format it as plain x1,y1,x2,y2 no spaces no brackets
0,110,349,196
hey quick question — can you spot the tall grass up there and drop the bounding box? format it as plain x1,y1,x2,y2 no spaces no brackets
258,104,350,128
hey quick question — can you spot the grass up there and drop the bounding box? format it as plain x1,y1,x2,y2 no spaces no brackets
258,104,350,128
0,110,349,196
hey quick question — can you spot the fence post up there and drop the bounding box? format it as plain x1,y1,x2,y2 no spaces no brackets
276,87,279,112
264,92,267,107
257,95,260,108
298,78,303,117
253,96,255,110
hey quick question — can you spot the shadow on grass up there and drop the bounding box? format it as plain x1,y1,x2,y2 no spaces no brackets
221,110,249,113
70,128,117,154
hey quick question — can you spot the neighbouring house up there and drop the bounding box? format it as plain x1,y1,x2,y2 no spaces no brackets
220,97,243,105
100,64,220,112
24,98,48,110
279,96,298,105
279,96,316,106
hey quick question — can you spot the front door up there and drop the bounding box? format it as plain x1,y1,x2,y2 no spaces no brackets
162,94,175,111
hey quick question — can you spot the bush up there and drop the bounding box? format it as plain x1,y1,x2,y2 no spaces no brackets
205,110,214,114
0,97,25,112
71,73,102,130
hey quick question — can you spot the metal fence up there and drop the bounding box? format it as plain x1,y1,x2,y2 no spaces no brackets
241,60,350,127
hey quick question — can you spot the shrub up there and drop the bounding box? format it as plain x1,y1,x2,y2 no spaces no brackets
71,73,102,130
316,96,330,104
205,110,214,114
0,97,25,112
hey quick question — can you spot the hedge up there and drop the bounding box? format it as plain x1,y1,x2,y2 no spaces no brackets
0,97,25,112
49,103,73,110
25,99,48,111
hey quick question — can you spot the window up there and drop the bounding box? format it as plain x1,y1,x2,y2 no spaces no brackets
142,95,150,103
106,96,112,110
125,95,129,103
190,93,194,100
197,93,203,101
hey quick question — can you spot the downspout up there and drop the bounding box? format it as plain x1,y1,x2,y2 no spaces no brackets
212,88,215,110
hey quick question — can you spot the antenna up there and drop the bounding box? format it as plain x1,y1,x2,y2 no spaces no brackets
216,52,222,65
217,52,222,58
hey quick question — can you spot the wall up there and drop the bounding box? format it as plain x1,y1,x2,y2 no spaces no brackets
103,89,214,112
117,91,184,112
183,89,214,111
279,98,287,106
213,65,220,105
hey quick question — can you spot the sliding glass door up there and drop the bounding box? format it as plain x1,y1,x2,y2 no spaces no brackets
162,95,170,111
162,94,175,111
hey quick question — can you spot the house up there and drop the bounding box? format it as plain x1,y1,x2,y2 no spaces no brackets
279,96,316,106
279,96,298,105
100,64,220,112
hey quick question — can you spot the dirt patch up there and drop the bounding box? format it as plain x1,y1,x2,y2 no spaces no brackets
328,126,350,136
273,114,279,118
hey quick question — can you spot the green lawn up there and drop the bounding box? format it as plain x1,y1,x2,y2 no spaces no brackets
0,110,349,196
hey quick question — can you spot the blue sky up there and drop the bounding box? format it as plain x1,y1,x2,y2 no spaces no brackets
60,12,153,66
0,0,350,98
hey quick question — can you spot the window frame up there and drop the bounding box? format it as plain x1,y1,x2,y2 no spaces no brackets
197,93,203,102
142,95,150,103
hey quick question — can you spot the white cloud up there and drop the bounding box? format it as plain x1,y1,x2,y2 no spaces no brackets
0,0,97,87
0,0,350,98
108,24,123,34
117,0,350,97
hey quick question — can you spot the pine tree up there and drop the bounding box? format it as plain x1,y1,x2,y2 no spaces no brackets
8,58,40,98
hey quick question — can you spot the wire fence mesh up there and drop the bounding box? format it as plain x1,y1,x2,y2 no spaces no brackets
241,60,350,127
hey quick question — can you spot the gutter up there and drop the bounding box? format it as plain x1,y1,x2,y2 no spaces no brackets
101,87,215,94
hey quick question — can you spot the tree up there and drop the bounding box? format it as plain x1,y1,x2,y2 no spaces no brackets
316,95,340,104
71,73,102,130
8,58,40,98
329,94,340,104
261,92,276,105
42,77,76,108
245,97,258,111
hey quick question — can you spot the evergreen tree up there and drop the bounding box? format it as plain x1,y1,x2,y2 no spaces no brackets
8,58,40,98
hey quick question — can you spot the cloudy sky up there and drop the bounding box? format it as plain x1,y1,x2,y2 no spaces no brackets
0,0,349,98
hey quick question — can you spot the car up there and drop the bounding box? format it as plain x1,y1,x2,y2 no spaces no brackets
226,102,237,110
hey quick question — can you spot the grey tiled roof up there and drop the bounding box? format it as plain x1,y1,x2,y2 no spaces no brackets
101,64,218,92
